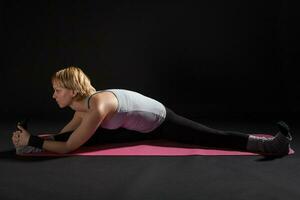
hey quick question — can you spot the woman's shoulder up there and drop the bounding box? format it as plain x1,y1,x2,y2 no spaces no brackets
87,91,118,114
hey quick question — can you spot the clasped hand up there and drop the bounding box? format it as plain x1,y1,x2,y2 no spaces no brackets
12,125,30,147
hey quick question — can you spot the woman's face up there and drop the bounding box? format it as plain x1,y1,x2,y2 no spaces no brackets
52,80,76,108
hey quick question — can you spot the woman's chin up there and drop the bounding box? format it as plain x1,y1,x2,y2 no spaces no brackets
57,103,66,108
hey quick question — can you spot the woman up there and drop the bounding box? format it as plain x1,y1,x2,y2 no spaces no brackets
12,66,292,156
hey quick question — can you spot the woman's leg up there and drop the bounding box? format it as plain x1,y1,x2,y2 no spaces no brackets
157,107,249,151
53,131,73,142
157,107,292,155
53,128,154,146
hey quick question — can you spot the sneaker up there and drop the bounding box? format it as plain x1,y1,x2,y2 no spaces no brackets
16,146,43,155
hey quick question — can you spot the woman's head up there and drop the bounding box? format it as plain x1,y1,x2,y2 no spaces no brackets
52,66,96,107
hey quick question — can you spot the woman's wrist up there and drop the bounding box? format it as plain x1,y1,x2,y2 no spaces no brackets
28,135,44,149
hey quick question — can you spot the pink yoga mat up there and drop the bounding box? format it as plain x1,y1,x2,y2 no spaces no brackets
21,134,295,157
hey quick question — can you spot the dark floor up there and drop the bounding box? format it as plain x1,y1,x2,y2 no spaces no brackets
1,117,299,200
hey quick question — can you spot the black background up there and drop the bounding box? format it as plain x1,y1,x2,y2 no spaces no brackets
1,2,300,200
1,0,299,122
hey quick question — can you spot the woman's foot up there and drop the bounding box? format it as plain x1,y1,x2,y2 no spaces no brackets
246,121,292,156
16,145,43,155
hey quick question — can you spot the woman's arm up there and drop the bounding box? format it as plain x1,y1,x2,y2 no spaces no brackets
13,95,113,154
42,109,105,153
36,111,83,140
36,111,83,139
59,111,83,134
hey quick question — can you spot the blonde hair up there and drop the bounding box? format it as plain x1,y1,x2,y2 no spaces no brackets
52,66,96,101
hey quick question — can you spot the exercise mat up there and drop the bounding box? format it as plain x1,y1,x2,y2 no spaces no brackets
20,134,295,157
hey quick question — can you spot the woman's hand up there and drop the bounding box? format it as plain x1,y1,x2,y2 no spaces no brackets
11,125,31,147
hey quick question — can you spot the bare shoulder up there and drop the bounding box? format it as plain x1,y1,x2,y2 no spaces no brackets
88,91,118,117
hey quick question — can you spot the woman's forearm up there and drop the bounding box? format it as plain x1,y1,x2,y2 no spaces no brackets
42,140,71,154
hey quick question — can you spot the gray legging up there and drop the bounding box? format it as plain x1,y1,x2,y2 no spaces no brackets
54,107,249,151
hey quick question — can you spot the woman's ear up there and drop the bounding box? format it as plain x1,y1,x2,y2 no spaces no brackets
72,90,78,97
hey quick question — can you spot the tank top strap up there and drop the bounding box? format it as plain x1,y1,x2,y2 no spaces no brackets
86,90,104,109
